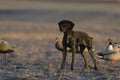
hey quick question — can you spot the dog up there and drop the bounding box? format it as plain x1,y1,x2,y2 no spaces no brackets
58,20,97,71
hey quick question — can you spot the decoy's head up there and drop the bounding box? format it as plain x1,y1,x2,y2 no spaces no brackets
107,38,113,45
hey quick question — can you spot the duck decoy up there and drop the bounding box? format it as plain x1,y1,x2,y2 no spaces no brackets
0,40,15,65
54,37,71,52
97,38,120,65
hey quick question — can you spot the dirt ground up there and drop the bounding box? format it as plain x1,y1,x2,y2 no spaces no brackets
0,1,120,80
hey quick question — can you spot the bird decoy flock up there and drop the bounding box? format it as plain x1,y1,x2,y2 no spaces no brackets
0,37,119,67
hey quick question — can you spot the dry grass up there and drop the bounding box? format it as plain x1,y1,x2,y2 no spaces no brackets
0,1,120,80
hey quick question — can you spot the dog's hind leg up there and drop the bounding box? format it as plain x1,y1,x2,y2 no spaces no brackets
80,45,89,71
88,48,98,70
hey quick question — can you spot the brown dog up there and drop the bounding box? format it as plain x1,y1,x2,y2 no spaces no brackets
58,20,97,70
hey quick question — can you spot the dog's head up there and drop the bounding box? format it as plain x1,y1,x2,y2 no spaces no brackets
58,20,74,32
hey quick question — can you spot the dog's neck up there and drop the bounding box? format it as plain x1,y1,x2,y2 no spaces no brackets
64,30,74,44
64,30,73,34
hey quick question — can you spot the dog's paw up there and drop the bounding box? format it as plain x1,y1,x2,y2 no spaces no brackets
83,67,89,72
60,66,64,70
94,67,98,70
70,66,74,70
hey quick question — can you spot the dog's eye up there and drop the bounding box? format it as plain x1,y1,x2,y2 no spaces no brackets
62,25,67,27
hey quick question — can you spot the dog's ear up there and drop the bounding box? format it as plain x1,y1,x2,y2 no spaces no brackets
66,20,74,31
58,20,64,31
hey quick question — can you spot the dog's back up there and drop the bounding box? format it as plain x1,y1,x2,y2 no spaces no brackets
69,31,93,47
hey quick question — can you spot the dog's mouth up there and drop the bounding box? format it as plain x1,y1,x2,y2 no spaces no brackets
61,29,66,32
61,26,67,32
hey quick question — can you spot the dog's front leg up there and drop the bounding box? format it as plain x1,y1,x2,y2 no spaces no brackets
70,41,76,70
60,46,67,70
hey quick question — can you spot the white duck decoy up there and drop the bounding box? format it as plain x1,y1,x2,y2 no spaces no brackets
0,40,15,65
97,38,120,65
54,37,88,53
